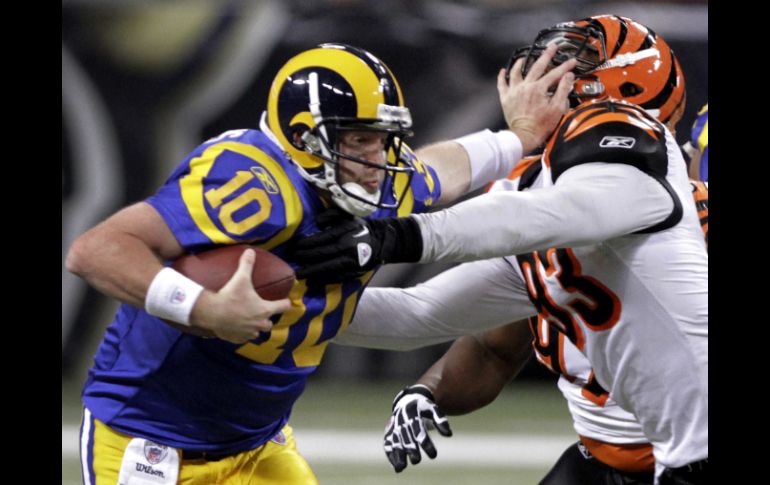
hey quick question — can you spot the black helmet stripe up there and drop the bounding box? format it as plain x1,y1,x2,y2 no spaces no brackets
640,34,654,50
640,47,678,111
611,16,628,57
659,88,686,125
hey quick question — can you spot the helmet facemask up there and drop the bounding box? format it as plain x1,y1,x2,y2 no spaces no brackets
506,24,607,107
294,71,414,216
299,119,415,217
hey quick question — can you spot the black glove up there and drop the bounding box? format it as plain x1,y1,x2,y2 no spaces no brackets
291,207,423,285
383,385,453,473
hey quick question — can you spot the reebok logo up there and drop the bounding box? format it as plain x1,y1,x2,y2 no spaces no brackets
251,166,280,194
599,136,636,149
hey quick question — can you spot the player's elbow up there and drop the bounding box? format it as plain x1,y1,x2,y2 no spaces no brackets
66,232,98,278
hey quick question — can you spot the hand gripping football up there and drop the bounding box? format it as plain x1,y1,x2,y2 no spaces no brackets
165,244,295,337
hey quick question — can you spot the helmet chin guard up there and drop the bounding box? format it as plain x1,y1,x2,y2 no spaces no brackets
331,182,381,217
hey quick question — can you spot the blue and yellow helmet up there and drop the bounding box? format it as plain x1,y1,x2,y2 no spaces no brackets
266,43,414,216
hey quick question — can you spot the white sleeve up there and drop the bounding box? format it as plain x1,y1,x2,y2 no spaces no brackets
334,258,535,351
454,129,523,191
415,163,675,263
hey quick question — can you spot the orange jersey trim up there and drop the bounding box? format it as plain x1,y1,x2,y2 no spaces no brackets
507,156,540,180
564,111,661,142
579,435,655,473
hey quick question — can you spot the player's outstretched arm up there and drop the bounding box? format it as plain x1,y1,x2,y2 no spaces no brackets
384,384,452,473
424,320,534,415
414,44,574,205
383,320,533,472
292,162,673,282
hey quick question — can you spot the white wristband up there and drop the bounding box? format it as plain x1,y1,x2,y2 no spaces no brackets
145,267,205,325
454,129,523,191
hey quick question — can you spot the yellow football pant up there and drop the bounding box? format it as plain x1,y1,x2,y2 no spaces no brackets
81,412,318,485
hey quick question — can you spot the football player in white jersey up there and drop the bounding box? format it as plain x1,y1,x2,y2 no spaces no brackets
291,15,707,484
364,168,709,485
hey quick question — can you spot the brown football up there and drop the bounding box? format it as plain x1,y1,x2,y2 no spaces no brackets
164,244,295,337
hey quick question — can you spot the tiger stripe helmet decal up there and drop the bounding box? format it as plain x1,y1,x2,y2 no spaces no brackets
509,15,686,130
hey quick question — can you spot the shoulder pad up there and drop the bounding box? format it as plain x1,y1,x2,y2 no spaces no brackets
188,140,302,245
544,101,668,182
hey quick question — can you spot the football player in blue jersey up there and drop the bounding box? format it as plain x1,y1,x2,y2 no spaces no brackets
66,42,575,484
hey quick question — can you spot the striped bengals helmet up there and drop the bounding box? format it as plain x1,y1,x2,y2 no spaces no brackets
510,15,686,130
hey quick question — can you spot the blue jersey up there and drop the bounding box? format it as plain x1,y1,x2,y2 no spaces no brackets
691,104,708,182
82,129,440,455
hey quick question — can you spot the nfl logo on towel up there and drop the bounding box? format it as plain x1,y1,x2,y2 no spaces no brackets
144,441,169,465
